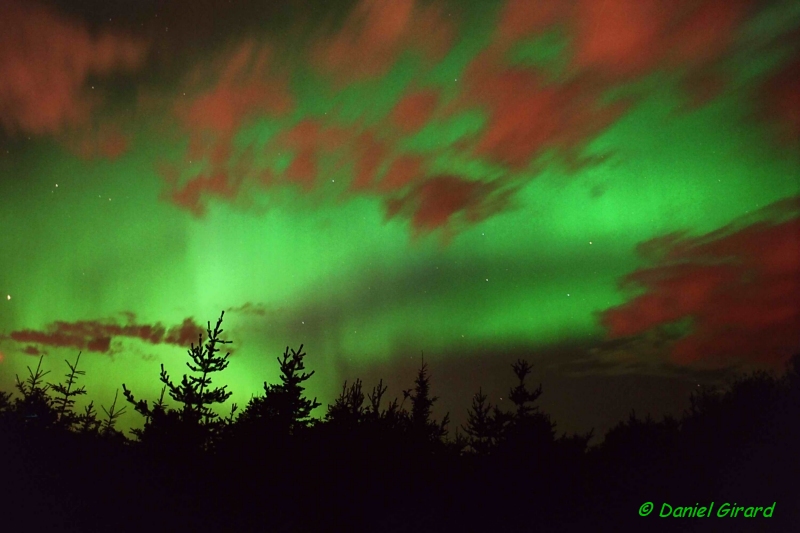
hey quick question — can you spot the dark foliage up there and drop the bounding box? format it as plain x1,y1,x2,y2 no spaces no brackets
232,343,320,441
12,355,58,430
122,311,235,454
48,351,87,429
408,356,450,446
1,316,799,532
462,387,496,454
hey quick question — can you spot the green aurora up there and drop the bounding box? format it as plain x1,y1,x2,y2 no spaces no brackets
1,0,798,437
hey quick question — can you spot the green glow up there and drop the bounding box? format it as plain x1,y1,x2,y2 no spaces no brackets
1,0,798,434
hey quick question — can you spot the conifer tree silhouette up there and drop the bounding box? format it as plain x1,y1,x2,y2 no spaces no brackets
408,355,449,445
0,390,13,433
367,379,387,417
0,390,11,414
496,359,554,457
49,352,87,429
99,389,127,439
14,355,57,429
463,388,496,455
327,378,366,427
508,359,542,418
75,400,101,435
237,344,321,437
364,378,407,433
123,311,233,451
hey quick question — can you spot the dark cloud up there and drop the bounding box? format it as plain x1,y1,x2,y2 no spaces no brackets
156,39,294,215
0,0,147,137
386,175,518,240
4,314,205,355
308,0,455,85
569,0,750,81
758,54,800,145
14,0,791,241
600,196,800,368
459,58,629,169
391,90,440,134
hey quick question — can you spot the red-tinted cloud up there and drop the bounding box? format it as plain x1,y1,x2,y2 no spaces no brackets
177,42,291,134
351,130,389,190
379,156,423,192
61,122,131,160
272,119,352,190
227,302,267,317
391,90,440,134
462,65,627,169
310,0,455,84
758,56,800,145
161,164,241,217
600,197,800,368
5,315,205,355
0,0,146,137
162,40,294,214
494,0,752,106
152,0,785,243
386,175,517,239
495,0,566,46
570,0,749,81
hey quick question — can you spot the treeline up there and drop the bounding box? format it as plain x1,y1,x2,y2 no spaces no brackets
1,311,799,532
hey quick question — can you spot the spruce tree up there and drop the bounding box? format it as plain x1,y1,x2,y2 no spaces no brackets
463,388,496,455
408,357,449,445
123,311,233,451
14,355,57,429
0,390,11,414
508,359,542,418
75,401,101,435
364,378,407,434
99,389,127,438
160,311,233,425
497,359,554,456
327,378,366,427
49,351,87,429
237,344,321,437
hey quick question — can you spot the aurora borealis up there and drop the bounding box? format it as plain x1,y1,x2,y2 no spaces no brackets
1,0,798,438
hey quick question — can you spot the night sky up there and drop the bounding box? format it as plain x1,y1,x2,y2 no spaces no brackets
1,0,798,440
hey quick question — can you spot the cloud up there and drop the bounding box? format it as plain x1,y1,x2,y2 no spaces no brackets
152,0,791,241
600,196,800,368
0,0,146,137
159,39,294,215
461,62,629,169
386,175,518,238
494,0,566,46
309,0,455,84
491,0,756,116
569,0,749,81
4,315,205,355
390,90,440,134
60,122,131,160
227,302,268,317
757,55,800,145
